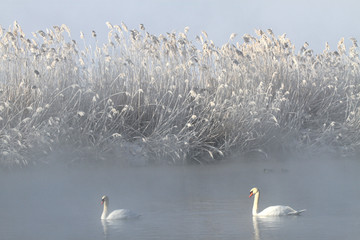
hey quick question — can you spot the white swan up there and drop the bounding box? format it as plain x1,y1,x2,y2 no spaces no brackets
249,187,306,216
101,195,140,220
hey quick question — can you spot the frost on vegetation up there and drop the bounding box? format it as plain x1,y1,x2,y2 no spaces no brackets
0,21,360,168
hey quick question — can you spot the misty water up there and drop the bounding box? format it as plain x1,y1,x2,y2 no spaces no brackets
1,154,359,240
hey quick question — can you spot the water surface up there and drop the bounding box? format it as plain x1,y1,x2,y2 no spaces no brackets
0,156,359,239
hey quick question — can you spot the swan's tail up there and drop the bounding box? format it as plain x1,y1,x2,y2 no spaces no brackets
290,209,306,215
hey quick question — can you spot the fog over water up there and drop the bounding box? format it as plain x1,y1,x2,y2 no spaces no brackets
1,152,359,239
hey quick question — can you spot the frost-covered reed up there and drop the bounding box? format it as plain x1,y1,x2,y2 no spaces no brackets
0,22,359,167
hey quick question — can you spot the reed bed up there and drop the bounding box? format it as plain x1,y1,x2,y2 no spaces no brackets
0,22,359,167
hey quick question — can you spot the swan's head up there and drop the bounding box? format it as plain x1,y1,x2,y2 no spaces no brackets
249,187,259,198
101,195,109,205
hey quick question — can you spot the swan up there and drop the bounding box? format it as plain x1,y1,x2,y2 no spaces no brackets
249,187,306,216
101,195,140,220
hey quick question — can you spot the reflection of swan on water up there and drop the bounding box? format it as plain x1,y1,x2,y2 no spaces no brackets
101,219,126,238
101,195,140,220
252,215,287,240
101,219,110,238
249,187,306,216
252,216,260,240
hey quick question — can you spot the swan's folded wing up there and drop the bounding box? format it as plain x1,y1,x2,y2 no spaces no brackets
258,205,301,216
107,209,140,219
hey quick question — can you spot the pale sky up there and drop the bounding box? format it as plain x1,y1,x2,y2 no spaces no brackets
1,0,359,53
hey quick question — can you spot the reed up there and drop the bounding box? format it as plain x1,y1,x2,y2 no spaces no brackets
0,22,359,167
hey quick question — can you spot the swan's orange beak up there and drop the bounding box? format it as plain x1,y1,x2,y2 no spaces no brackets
249,192,254,198
101,200,104,205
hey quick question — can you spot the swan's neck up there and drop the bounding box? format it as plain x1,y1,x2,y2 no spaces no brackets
101,201,109,219
252,192,260,216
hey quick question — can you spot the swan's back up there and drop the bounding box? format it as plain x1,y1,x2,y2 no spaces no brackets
107,209,140,220
257,205,305,216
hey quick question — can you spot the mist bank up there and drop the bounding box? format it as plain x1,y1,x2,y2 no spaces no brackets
0,22,359,168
